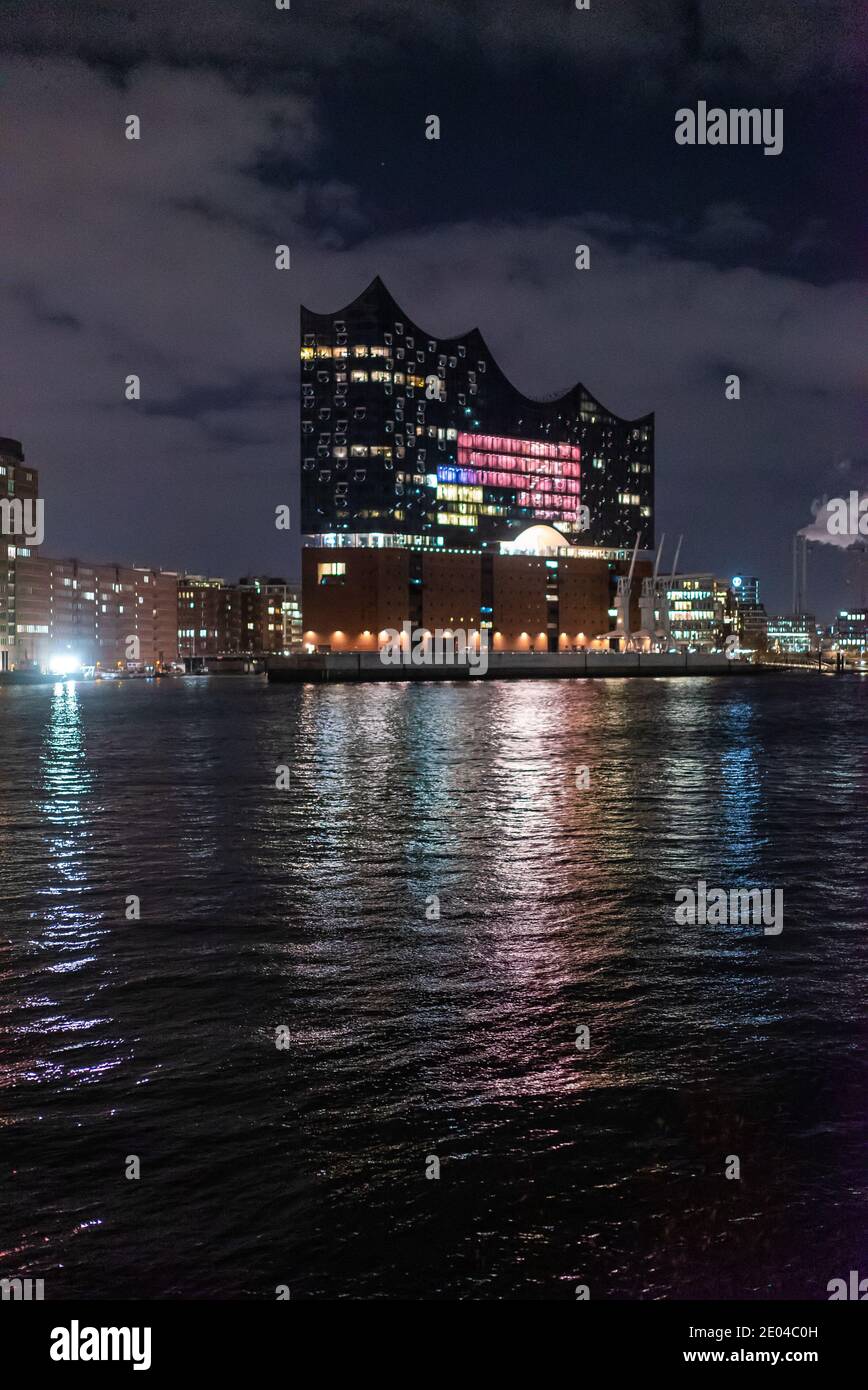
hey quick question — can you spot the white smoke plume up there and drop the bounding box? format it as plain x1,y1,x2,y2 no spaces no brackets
798,460,868,549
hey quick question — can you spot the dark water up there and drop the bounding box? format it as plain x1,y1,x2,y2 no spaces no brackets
1,673,866,1300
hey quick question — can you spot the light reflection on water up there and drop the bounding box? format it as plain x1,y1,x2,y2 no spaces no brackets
36,680,102,947
0,674,866,1300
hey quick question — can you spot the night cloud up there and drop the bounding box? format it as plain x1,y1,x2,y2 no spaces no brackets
2,1,862,85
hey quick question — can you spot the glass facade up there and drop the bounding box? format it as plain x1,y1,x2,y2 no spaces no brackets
766,614,816,654
732,575,760,607
300,277,653,551
663,575,734,648
835,610,867,650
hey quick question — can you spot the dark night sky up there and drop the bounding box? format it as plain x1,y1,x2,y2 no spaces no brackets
1,0,865,617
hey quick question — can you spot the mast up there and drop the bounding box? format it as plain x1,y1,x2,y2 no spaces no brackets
652,532,665,587
659,533,682,646
639,534,664,646
617,530,642,648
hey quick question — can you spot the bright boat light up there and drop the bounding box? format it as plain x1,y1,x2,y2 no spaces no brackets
49,653,81,676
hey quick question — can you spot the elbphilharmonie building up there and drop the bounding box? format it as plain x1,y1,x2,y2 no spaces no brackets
300,276,654,553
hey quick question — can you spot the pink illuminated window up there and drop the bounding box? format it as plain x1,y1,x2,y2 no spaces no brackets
456,432,581,522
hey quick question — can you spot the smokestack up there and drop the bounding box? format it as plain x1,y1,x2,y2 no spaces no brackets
793,532,808,614
803,535,807,612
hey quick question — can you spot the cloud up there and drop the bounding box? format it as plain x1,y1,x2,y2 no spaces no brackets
0,59,320,571
337,218,865,401
693,202,771,248
1,1,863,86
1,60,318,384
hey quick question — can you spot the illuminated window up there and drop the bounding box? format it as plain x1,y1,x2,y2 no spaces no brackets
317,562,347,584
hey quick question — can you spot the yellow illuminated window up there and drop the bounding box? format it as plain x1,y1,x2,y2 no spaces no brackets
317,562,347,582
